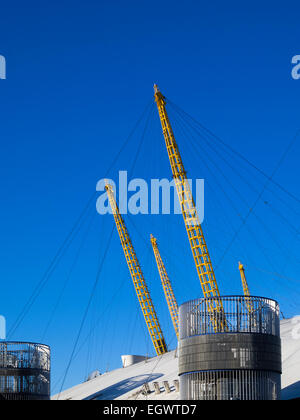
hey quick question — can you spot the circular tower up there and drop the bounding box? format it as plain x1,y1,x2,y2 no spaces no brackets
0,342,50,400
179,296,281,400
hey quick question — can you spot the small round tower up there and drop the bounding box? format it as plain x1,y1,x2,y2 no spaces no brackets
179,296,281,400
0,341,50,400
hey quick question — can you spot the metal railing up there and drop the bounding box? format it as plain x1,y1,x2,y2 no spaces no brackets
179,296,280,339
0,342,50,400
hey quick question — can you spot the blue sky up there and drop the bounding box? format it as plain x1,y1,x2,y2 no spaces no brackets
0,0,300,392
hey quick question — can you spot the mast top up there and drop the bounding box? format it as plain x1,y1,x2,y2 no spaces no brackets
153,84,160,94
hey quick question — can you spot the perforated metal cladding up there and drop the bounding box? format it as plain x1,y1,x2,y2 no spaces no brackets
178,296,282,400
179,333,281,374
180,370,280,400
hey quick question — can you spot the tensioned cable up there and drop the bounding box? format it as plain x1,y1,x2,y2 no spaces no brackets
134,330,178,401
118,105,154,212
171,108,280,275
7,195,95,339
41,207,97,342
169,102,300,235
172,108,300,267
171,108,257,254
57,102,155,396
167,98,300,205
245,263,300,285
51,275,128,394
165,106,300,299
214,129,299,269
8,99,153,339
57,225,114,399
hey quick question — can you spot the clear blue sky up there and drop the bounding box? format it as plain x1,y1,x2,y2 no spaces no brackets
0,0,300,393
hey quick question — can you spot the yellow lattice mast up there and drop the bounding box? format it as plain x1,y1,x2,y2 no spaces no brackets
105,183,167,356
238,261,255,315
150,234,179,339
154,84,226,331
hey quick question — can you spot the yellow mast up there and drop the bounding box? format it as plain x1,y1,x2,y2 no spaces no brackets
105,183,167,356
238,261,255,315
154,85,226,331
150,234,179,339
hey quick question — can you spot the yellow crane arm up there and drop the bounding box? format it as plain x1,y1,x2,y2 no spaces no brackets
238,261,255,316
150,234,179,339
239,262,251,297
154,85,226,331
105,183,167,356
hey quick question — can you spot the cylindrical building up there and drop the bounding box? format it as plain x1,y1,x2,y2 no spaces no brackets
179,296,281,400
0,342,50,400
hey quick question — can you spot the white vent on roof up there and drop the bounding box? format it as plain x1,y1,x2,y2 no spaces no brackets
121,355,147,368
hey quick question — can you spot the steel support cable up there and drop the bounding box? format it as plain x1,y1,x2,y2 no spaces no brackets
174,111,300,266
171,115,254,282
102,104,154,355
172,104,299,223
86,216,123,376
172,110,250,235
118,103,154,230
172,106,300,261
214,130,300,270
244,257,300,299
167,98,300,205
169,100,300,239
263,201,300,237
277,227,300,295
134,330,179,401
125,166,245,297
127,105,155,181
57,226,115,399
56,104,155,393
105,245,150,369
127,306,140,354
84,225,107,376
65,101,153,386
171,110,300,295
127,215,199,299
129,208,201,298
51,274,128,394
169,103,300,237
172,111,262,270
7,100,153,339
245,263,300,285
7,195,95,340
119,103,155,239
126,214,181,341
104,304,120,375
41,208,97,343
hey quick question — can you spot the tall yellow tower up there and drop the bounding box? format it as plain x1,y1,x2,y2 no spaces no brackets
105,183,167,356
150,234,179,339
238,261,255,316
154,85,226,331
